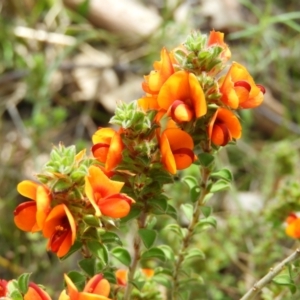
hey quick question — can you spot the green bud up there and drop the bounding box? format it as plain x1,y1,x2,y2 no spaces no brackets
83,215,101,227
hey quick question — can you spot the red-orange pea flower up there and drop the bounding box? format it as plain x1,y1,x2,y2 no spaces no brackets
59,274,111,300
92,128,123,172
160,128,195,174
85,165,134,218
115,270,127,286
14,181,51,232
207,30,231,61
285,213,300,238
42,204,76,258
0,279,7,297
24,282,52,300
157,71,207,123
220,62,265,109
115,269,154,287
142,47,174,95
208,108,242,146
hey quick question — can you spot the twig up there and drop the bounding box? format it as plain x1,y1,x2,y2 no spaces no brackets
123,209,147,300
172,166,211,300
240,248,300,300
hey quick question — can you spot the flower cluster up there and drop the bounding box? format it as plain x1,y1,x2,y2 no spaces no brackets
14,145,134,258
11,30,266,300
90,31,265,179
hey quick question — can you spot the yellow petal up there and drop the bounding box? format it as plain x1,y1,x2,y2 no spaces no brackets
188,73,207,118
160,132,176,174
92,128,114,145
86,166,124,197
17,180,38,200
36,186,51,229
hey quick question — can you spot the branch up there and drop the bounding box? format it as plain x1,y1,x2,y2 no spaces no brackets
240,248,300,300
172,166,211,300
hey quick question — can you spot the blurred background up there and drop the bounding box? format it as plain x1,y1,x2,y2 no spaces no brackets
1,0,300,299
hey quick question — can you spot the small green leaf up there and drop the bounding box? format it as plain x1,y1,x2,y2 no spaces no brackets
155,267,173,276
138,229,157,249
141,247,166,262
9,290,23,300
203,193,213,204
153,274,172,288
83,215,100,227
210,180,230,193
101,231,122,245
273,273,296,293
86,241,109,264
200,206,212,218
165,204,177,220
120,206,141,223
177,290,190,300
211,168,233,182
149,197,168,212
183,248,206,262
178,276,204,287
198,153,215,167
6,279,19,294
146,216,157,229
67,271,86,291
17,273,31,294
180,203,194,221
130,280,146,291
112,247,131,267
163,223,183,237
158,245,175,261
82,227,103,241
194,216,217,233
78,258,96,277
273,274,294,285
182,176,199,190
190,186,201,203
103,271,117,284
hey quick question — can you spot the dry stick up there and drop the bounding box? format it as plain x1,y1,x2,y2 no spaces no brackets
172,166,211,300
240,248,300,300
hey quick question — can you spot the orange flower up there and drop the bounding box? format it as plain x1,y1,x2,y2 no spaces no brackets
115,268,154,287
220,62,265,109
24,282,52,300
92,128,123,172
59,274,111,300
42,204,76,257
208,108,241,146
285,213,300,238
207,30,231,61
115,269,127,286
141,268,154,278
157,71,207,123
0,279,7,297
142,47,174,95
85,166,134,218
14,181,51,232
160,128,195,174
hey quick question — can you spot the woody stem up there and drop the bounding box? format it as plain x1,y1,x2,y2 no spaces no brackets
172,166,211,300
123,208,147,300
240,248,300,300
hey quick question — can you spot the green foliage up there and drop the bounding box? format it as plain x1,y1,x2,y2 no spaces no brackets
138,229,157,249
111,247,132,267
3,1,300,299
